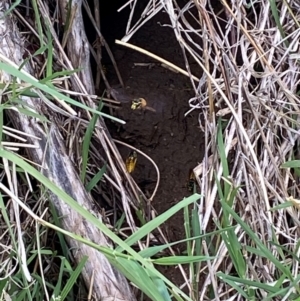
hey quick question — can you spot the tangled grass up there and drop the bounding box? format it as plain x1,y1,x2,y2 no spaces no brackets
0,0,300,300
119,0,300,299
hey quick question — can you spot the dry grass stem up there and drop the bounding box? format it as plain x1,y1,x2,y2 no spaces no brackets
1,0,299,299
122,0,300,298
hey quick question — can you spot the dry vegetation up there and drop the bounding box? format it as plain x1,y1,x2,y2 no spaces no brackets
0,0,299,300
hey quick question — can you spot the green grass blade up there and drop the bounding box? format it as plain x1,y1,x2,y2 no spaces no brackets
0,62,125,124
107,255,168,301
220,200,292,279
8,106,49,122
116,193,201,252
52,257,65,298
0,148,193,301
269,0,288,47
139,228,235,258
152,277,172,301
85,164,107,192
1,0,22,19
183,205,192,276
217,272,249,298
60,256,88,300
81,100,103,182
153,255,213,265
48,201,70,262
45,25,53,77
281,160,300,168
31,0,44,47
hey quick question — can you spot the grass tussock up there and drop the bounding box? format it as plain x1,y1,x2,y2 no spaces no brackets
0,0,299,301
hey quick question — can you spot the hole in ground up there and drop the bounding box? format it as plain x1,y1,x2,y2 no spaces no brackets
87,0,207,295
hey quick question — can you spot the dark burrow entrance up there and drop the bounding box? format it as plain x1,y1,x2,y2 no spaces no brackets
90,0,205,290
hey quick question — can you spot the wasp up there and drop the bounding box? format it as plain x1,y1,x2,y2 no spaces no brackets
125,151,137,173
131,98,156,113
187,169,196,192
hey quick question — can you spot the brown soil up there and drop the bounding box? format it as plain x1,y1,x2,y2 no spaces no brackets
100,1,205,292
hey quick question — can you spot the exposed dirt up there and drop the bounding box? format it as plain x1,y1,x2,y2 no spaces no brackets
101,1,205,292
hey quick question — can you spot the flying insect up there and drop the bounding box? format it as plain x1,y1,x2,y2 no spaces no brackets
131,98,156,112
125,151,137,173
109,87,160,113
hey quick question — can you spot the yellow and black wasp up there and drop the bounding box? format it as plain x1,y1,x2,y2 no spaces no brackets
131,98,156,113
125,150,137,173
109,87,160,114
187,169,196,192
